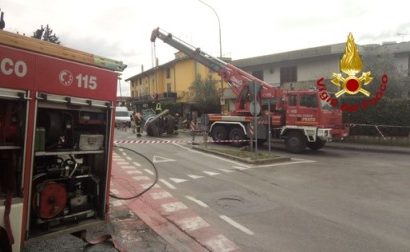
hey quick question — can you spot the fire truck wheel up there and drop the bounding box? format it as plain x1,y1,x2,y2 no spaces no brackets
212,126,227,143
285,131,306,153
229,127,245,146
307,139,326,150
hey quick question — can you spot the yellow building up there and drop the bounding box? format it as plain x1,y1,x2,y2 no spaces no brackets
126,52,229,114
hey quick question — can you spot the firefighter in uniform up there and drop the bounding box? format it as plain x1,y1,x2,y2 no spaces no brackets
134,112,142,137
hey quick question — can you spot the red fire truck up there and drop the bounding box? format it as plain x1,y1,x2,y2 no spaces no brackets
0,30,125,251
151,28,347,153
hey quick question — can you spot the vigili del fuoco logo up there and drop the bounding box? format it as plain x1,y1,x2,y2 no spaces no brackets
316,33,388,112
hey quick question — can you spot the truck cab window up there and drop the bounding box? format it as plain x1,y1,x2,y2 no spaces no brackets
288,95,297,106
300,94,318,108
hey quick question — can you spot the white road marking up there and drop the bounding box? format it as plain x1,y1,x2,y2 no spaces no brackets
118,148,124,152
132,175,150,181
126,170,142,174
161,202,188,213
150,191,172,200
176,216,210,231
203,171,220,176
120,165,136,169
133,162,141,167
254,159,316,168
126,156,132,161
116,161,129,165
153,155,176,163
110,188,119,194
188,174,204,179
169,177,188,184
141,183,160,189
173,143,251,168
144,169,154,176
218,168,234,173
111,200,123,207
185,195,209,208
205,234,239,252
232,166,249,170
159,179,176,190
219,215,254,235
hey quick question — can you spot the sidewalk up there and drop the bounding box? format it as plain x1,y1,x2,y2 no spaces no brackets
325,141,410,154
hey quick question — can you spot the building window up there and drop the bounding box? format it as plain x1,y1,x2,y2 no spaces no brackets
288,95,297,106
300,94,318,108
167,83,172,92
252,70,264,80
166,68,171,79
280,66,297,84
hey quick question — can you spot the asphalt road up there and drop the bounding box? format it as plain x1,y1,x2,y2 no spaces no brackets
115,130,410,252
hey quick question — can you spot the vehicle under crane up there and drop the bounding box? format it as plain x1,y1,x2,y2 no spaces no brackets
151,28,347,153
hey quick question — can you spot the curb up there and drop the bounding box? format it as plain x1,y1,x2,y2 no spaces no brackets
325,143,410,155
192,146,291,164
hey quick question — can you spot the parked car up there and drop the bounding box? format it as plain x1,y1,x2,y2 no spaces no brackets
115,106,131,128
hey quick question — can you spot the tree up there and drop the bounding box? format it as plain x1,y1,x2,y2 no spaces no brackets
32,24,60,44
362,52,407,98
190,74,220,113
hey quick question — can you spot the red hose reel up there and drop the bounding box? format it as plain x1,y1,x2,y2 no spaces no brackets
33,181,67,219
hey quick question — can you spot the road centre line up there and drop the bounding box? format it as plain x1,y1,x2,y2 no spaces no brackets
159,179,176,190
185,195,209,208
219,215,254,235
172,143,251,168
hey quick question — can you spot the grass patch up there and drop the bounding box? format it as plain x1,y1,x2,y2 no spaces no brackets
208,148,280,160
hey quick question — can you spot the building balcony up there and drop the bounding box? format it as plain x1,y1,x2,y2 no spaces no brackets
132,92,177,104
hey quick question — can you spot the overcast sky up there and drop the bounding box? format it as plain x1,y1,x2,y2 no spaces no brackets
2,0,409,96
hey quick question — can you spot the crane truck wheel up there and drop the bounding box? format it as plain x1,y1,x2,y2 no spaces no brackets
307,139,326,150
211,125,228,143
285,131,306,153
229,127,246,147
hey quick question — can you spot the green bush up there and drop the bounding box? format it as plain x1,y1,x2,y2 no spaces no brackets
342,97,410,136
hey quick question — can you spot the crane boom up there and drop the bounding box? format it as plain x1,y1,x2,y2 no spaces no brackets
150,27,279,99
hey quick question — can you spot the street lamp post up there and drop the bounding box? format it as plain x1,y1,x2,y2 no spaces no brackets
197,0,222,58
197,0,224,109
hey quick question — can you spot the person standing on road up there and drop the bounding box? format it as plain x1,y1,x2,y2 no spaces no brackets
134,112,142,137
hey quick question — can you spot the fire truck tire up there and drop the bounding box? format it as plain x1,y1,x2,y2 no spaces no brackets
229,127,246,146
212,125,227,143
285,131,306,153
307,139,326,150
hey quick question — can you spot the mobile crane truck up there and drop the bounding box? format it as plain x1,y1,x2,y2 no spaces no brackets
151,28,348,153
